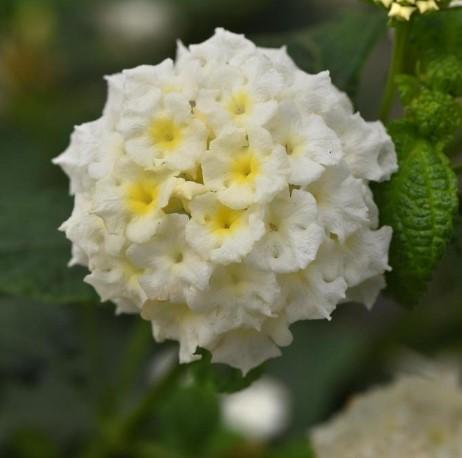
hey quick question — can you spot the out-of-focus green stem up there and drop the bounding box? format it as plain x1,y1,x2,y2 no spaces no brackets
81,360,185,458
82,302,101,401
115,319,152,402
379,22,410,123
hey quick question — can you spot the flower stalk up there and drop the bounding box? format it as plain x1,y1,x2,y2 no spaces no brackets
379,22,411,123
81,359,186,458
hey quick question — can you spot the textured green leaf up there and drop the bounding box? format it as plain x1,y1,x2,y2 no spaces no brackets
256,9,386,97
395,74,422,106
396,76,462,145
0,130,95,303
375,123,459,305
419,55,462,96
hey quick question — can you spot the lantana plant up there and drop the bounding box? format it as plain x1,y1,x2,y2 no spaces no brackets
4,0,461,456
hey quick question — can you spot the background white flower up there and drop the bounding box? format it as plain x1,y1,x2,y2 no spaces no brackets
54,28,397,373
222,377,291,440
311,369,462,458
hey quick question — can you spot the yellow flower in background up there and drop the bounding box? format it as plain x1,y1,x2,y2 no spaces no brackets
376,0,442,20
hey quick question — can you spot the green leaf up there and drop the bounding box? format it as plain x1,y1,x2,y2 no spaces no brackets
409,9,462,97
267,320,369,434
375,122,459,305
419,55,462,97
157,384,221,457
0,374,96,450
0,130,95,303
0,297,72,375
395,74,422,106
188,349,263,394
406,88,462,144
410,8,462,62
4,429,60,458
269,440,315,458
396,76,462,146
257,9,386,98
135,442,186,458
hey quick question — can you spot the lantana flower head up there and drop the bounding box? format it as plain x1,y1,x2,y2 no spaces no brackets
54,29,397,373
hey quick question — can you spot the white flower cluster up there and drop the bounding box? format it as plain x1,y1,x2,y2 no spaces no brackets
54,29,396,373
376,0,441,20
311,372,462,457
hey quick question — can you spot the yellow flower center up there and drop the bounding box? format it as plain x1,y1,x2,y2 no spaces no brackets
162,84,179,93
148,118,182,151
122,260,144,283
163,196,186,214
230,151,260,185
205,205,244,237
227,90,253,118
125,179,159,215
284,136,302,156
285,141,295,155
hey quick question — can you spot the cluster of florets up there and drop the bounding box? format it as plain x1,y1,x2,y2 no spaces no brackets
376,0,442,20
311,371,462,457
54,29,396,373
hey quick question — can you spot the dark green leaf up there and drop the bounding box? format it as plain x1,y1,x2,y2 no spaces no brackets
188,349,263,394
4,429,60,458
0,131,95,303
0,297,72,375
135,442,186,458
375,123,459,305
269,440,315,458
267,319,369,434
157,384,221,457
410,8,462,62
0,374,96,449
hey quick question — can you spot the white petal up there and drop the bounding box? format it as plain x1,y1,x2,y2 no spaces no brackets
248,189,324,273
341,226,392,288
305,164,369,241
337,114,398,182
210,329,282,375
186,263,281,318
128,214,213,302
282,264,348,323
345,275,386,309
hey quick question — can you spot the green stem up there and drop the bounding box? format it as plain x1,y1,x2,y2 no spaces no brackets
379,22,411,123
115,319,153,402
82,302,101,401
80,359,186,458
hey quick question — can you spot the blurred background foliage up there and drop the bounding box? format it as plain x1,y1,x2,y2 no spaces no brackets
0,0,461,457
